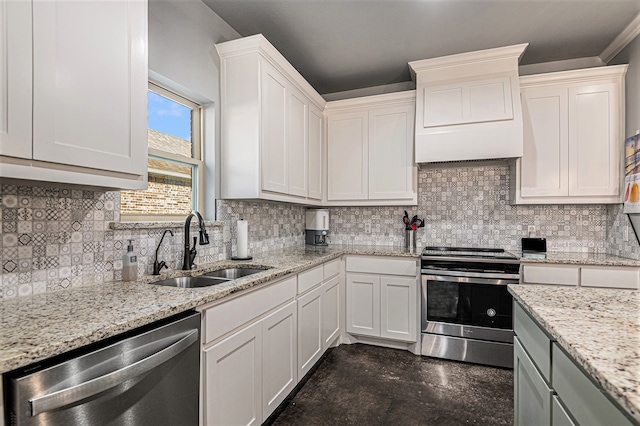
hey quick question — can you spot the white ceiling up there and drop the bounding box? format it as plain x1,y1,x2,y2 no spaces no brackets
203,0,640,95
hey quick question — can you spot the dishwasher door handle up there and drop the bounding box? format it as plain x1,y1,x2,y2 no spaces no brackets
29,328,199,417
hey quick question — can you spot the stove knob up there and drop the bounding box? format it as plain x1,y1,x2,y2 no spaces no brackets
487,308,496,317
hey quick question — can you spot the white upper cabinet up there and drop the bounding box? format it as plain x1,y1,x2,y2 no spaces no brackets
307,104,323,200
368,103,415,200
512,65,627,204
216,34,325,205
325,91,417,206
0,0,32,159
0,0,148,190
409,44,528,163
261,61,289,194
327,110,369,201
287,85,309,198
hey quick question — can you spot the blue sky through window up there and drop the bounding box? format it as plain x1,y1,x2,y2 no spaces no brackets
148,91,191,141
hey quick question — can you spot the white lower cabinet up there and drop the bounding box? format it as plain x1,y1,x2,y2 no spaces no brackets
297,284,323,378
202,259,343,425
204,302,297,426
379,276,417,342
521,263,640,289
345,256,418,343
321,275,341,350
204,321,263,426
346,273,380,338
262,301,298,418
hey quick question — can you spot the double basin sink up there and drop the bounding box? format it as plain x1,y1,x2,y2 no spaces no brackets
152,268,269,288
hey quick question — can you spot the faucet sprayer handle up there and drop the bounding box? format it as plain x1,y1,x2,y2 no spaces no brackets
199,230,210,245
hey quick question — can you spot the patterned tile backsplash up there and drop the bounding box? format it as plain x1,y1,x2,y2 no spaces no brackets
329,165,630,254
1,163,638,299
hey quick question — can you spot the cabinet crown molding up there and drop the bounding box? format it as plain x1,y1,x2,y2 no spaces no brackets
519,64,628,87
324,90,416,113
215,33,325,108
408,43,529,78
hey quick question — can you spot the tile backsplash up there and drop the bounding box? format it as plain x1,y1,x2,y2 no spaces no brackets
0,183,304,299
329,165,617,253
2,164,638,299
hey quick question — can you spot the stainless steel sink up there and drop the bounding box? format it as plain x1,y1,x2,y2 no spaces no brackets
151,276,231,288
203,267,269,279
151,267,270,288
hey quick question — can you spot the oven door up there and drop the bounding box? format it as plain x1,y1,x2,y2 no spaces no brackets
421,273,517,344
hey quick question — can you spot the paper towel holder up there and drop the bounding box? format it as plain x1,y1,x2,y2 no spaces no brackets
231,255,253,260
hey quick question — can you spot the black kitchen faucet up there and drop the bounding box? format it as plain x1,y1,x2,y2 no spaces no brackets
182,211,210,270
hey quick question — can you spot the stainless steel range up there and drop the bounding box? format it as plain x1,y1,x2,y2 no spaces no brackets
421,246,520,368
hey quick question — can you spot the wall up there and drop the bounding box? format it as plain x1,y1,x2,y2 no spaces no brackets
148,0,241,218
607,32,640,259
329,165,611,253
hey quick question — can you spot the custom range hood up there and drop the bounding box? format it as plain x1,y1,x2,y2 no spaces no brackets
409,44,528,163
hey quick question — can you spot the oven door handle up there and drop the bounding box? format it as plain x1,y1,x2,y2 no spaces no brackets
422,272,520,285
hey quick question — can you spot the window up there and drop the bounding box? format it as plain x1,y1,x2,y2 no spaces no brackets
121,82,203,221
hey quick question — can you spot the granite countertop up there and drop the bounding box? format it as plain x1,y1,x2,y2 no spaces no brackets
0,244,418,374
518,251,640,267
508,284,640,423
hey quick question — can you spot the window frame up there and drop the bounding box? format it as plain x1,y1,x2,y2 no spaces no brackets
120,81,204,222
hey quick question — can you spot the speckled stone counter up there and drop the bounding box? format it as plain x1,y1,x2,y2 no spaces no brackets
0,244,418,374
508,284,640,423
519,251,640,267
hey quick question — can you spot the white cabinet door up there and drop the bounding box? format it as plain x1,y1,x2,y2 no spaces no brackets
297,284,323,378
262,301,297,420
380,276,416,342
346,273,380,337
568,83,620,197
204,321,263,426
261,60,288,194
327,111,368,200
321,275,341,350
307,104,323,200
0,0,32,159
514,338,552,426
368,104,415,200
520,86,569,198
288,86,308,198
31,0,147,175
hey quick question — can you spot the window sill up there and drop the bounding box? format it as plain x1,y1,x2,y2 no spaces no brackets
109,220,223,230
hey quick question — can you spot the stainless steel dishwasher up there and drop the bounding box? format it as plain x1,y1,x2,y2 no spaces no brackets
5,311,200,426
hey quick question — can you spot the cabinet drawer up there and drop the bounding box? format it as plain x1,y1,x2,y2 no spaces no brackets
298,265,324,294
514,303,552,382
522,264,579,286
323,258,341,280
552,343,633,426
580,267,639,289
346,256,416,277
204,275,297,344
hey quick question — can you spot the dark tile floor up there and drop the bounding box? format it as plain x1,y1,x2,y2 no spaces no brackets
270,344,514,426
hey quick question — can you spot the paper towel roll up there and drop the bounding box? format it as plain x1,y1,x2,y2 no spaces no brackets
237,219,248,258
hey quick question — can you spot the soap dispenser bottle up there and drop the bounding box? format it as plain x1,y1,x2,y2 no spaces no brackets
122,239,138,281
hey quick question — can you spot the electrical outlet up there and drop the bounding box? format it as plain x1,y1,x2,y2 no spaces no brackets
364,222,371,233
527,225,536,234
624,225,629,242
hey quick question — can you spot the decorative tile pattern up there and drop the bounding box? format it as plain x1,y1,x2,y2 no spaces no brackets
1,164,635,299
329,165,613,254
0,184,305,299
